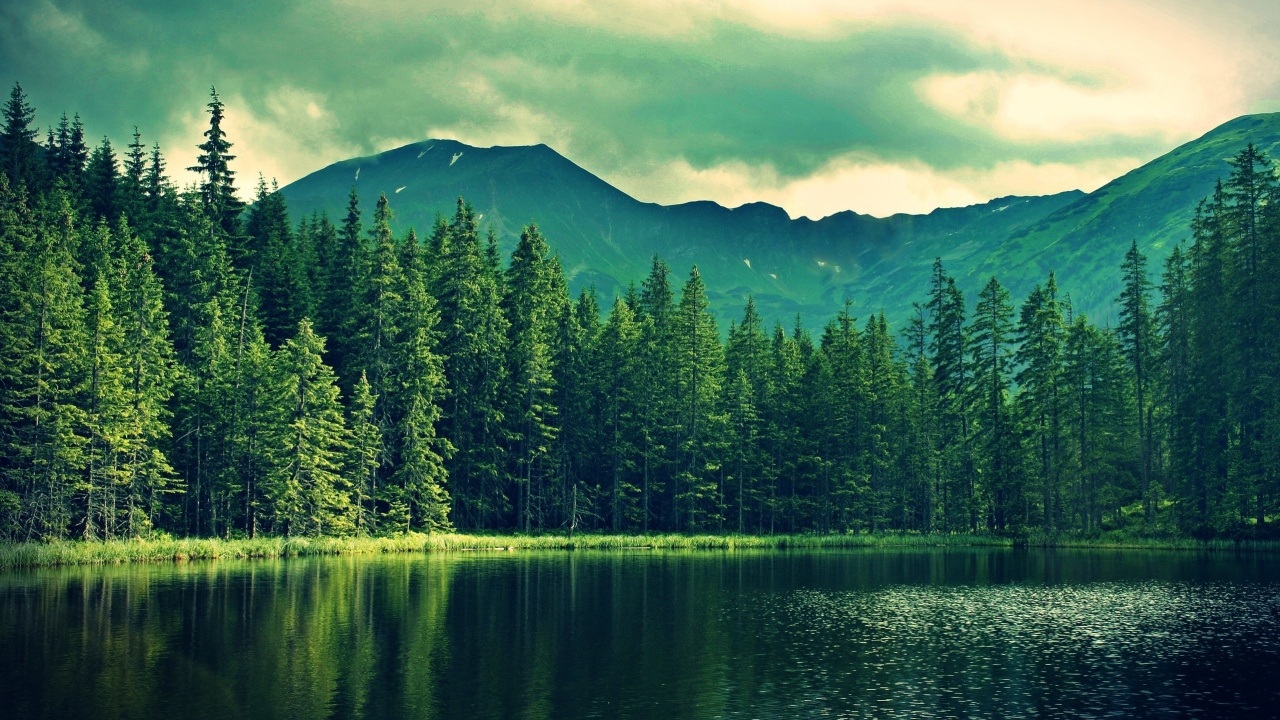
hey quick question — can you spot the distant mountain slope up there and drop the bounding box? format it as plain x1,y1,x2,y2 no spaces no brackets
281,114,1280,330
973,113,1280,322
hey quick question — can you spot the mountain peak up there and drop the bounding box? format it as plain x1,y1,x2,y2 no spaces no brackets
281,119,1278,327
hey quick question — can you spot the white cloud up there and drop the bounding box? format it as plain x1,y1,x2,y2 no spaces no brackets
422,74,572,151
163,87,366,192
609,153,1137,219
348,0,1257,214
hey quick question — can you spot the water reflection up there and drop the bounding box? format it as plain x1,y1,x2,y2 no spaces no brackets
1,549,1278,719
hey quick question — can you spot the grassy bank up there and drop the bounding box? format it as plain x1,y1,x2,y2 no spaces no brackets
0,531,1274,570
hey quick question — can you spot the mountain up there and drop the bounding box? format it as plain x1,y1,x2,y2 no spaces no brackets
280,113,1280,330
972,112,1280,322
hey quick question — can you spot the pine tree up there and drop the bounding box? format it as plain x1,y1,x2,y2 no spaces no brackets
597,296,642,530
821,303,867,530
903,302,940,530
502,223,562,530
673,266,725,530
0,82,43,189
322,187,364,383
725,298,770,533
144,142,166,209
65,115,89,186
346,372,381,534
435,199,508,528
246,178,304,346
81,252,128,540
389,226,453,533
970,276,1017,531
269,320,354,537
863,313,899,531
636,257,678,529
84,137,119,222
926,260,973,530
1223,145,1277,526
188,88,244,239
552,287,599,534
113,219,177,535
0,174,31,537
1158,245,1194,527
1016,274,1065,530
2,194,88,539
1188,188,1232,529
1116,241,1157,521
725,367,761,534
351,194,401,433
119,127,149,227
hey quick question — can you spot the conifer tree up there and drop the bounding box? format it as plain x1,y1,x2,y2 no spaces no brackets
351,194,401,432
1158,245,1194,526
322,187,364,383
3,195,88,539
113,219,176,535
389,227,453,532
970,276,1017,530
1117,241,1157,521
926,260,973,529
269,320,354,536
597,296,642,530
305,212,338,324
903,302,939,530
725,368,761,534
188,88,244,239
80,225,128,539
0,82,43,189
863,313,899,530
1187,188,1232,528
821,303,867,529
346,372,381,534
502,223,562,530
637,257,678,528
761,322,804,533
1016,274,1065,530
246,178,304,346
1223,145,1277,526
144,142,166,208
673,266,725,530
435,200,508,528
552,287,599,533
65,115,90,187
725,298,770,532
119,127,149,227
84,137,119,222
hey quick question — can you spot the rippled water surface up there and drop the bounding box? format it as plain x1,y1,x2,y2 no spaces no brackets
2,549,1279,719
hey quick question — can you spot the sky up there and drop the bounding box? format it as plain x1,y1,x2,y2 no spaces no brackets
4,0,1280,219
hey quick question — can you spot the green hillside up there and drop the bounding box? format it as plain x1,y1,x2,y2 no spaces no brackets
974,112,1280,322
280,114,1280,329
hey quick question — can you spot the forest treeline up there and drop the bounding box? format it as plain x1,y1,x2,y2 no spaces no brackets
1,83,1277,541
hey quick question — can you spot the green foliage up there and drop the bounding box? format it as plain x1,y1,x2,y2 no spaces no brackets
269,320,354,536
2,82,1278,546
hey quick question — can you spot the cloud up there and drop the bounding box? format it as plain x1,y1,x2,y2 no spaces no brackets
422,73,573,151
164,87,364,191
3,0,1277,218
610,153,1138,219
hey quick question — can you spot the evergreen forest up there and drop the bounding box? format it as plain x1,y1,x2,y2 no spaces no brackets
3,82,1278,542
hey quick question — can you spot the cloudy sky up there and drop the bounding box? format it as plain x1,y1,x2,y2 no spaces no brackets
4,0,1280,218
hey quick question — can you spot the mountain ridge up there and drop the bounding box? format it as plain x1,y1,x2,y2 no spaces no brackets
281,113,1280,329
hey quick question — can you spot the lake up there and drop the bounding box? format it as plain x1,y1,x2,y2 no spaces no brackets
2,548,1278,718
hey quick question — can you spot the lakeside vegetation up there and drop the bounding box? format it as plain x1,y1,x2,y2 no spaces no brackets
3,82,1280,551
3,531,1276,570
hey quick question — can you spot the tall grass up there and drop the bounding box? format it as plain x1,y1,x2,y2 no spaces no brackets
0,531,1273,570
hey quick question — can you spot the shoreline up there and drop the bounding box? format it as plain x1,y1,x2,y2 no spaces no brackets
2,532,1277,570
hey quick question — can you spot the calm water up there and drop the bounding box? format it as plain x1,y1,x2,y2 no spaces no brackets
2,549,1279,719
